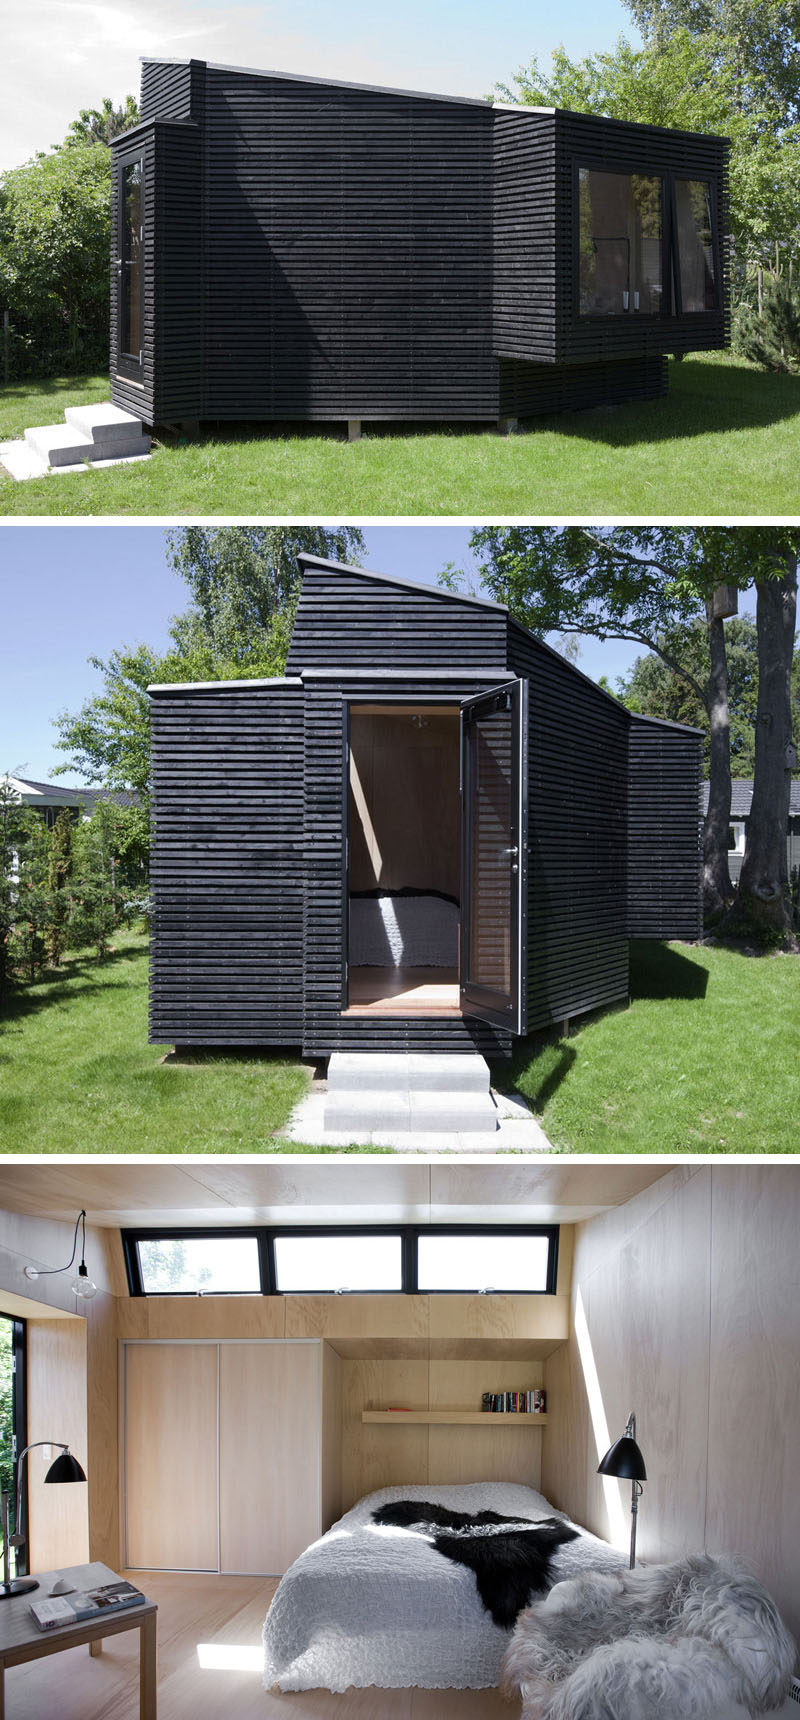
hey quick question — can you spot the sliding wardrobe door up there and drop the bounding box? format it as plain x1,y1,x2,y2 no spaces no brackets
125,1344,218,1570
219,1342,321,1574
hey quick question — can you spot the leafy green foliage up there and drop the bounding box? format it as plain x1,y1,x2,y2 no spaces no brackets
624,2,800,121
734,274,800,372
54,527,367,815
64,96,139,148
47,808,73,966
498,29,800,277
617,616,800,773
0,142,111,378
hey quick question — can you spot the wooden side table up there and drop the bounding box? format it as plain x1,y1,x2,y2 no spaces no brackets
0,1560,157,1719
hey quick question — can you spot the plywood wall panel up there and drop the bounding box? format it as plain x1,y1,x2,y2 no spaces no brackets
26,1319,89,1571
286,1294,428,1342
219,1343,320,1574
125,1344,218,1570
429,1295,568,1346
706,1168,800,1644
321,1343,343,1530
428,1361,543,1489
143,1296,284,1342
341,1359,430,1511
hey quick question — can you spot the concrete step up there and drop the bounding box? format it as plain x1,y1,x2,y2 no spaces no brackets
324,1051,498,1133
327,1051,491,1095
64,403,150,450
24,423,95,467
324,1092,497,1133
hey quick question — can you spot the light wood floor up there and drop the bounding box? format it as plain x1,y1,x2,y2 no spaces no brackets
6,1571,520,1719
345,967,461,1016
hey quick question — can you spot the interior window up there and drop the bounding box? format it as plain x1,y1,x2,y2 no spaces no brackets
417,1232,552,1293
579,169,662,316
137,1235,261,1294
675,178,717,311
273,1233,403,1293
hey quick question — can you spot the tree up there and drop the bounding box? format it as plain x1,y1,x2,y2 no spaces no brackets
54,528,367,834
624,2,800,122
618,616,800,777
453,527,800,931
166,526,366,665
497,31,800,279
0,779,31,1006
0,141,111,376
64,96,139,148
11,811,52,983
725,552,799,940
47,809,74,966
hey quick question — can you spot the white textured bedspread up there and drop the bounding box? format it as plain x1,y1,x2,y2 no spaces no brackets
262,1480,625,1693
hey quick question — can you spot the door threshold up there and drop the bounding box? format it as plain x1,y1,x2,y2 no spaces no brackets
344,966,461,1016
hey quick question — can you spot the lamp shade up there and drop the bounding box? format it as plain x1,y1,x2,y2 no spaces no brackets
598,1434,647,1482
44,1452,86,1486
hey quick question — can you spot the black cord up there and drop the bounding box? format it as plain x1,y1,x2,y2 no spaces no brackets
33,1210,86,1277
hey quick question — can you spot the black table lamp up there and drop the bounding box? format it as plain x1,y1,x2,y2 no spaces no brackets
597,1411,647,1568
1,1443,87,1599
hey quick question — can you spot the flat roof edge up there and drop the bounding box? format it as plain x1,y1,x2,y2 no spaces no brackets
140,56,489,108
147,677,303,694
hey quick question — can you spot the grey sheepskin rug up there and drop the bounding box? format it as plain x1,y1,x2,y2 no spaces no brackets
501,1553,797,1720
371,1500,578,1627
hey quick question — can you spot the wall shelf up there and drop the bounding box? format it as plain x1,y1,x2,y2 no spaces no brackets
362,1410,548,1426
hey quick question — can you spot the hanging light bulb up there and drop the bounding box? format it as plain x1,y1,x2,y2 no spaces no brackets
71,1261,97,1300
22,1211,96,1299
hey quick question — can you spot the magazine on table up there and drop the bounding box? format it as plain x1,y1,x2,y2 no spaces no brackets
30,1581,145,1631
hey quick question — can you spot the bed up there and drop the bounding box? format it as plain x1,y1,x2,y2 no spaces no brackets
348,891,459,967
262,1481,626,1693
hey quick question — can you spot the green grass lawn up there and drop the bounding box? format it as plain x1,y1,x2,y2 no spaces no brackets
0,930,315,1154
1,353,799,515
504,940,800,1153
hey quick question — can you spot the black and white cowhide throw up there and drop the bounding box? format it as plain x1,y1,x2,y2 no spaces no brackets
371,1500,579,1629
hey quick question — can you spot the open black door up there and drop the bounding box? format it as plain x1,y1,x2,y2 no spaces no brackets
460,679,528,1034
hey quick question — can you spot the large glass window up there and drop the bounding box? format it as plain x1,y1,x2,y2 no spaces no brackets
417,1232,553,1293
675,178,717,311
121,158,143,359
579,169,662,316
274,1234,403,1293
137,1234,261,1295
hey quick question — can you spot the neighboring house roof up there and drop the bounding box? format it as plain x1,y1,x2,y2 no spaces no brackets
3,775,138,809
702,779,800,818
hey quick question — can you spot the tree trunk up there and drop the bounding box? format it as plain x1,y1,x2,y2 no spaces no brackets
702,605,734,921
726,556,798,942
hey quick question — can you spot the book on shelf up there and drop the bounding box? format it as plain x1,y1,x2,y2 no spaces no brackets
480,1388,547,1414
30,1581,145,1631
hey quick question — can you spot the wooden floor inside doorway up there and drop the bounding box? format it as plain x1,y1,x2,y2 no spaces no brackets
5,1572,520,1719
345,966,461,1016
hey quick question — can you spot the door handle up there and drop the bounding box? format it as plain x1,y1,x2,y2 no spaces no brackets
501,847,519,858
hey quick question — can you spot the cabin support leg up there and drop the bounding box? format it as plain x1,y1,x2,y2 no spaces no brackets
557,1016,572,1039
497,416,518,436
347,418,362,442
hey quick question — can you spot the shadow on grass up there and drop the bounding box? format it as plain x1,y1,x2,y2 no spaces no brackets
153,358,800,454
158,1044,305,1066
534,358,800,450
629,941,709,1001
496,1038,578,1114
0,942,148,1031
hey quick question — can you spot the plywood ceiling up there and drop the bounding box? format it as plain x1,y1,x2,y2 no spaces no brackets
0,1163,669,1228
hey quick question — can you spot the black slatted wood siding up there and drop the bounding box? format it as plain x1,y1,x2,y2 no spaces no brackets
287,562,508,674
153,123,203,421
498,353,668,417
149,683,305,1046
140,60,196,121
507,621,630,1030
628,716,703,939
493,110,558,365
199,66,496,422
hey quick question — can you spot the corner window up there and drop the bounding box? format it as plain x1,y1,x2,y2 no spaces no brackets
579,169,663,316
675,178,717,311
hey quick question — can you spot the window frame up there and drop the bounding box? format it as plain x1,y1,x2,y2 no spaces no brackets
115,143,145,379
572,160,721,324
122,1225,560,1298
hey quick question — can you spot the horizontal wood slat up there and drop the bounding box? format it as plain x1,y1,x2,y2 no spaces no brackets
628,718,703,938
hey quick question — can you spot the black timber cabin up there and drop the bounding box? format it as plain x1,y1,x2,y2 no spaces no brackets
148,558,703,1059
111,58,729,430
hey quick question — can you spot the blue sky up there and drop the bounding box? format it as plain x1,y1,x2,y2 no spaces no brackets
1,525,653,783
2,0,640,170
